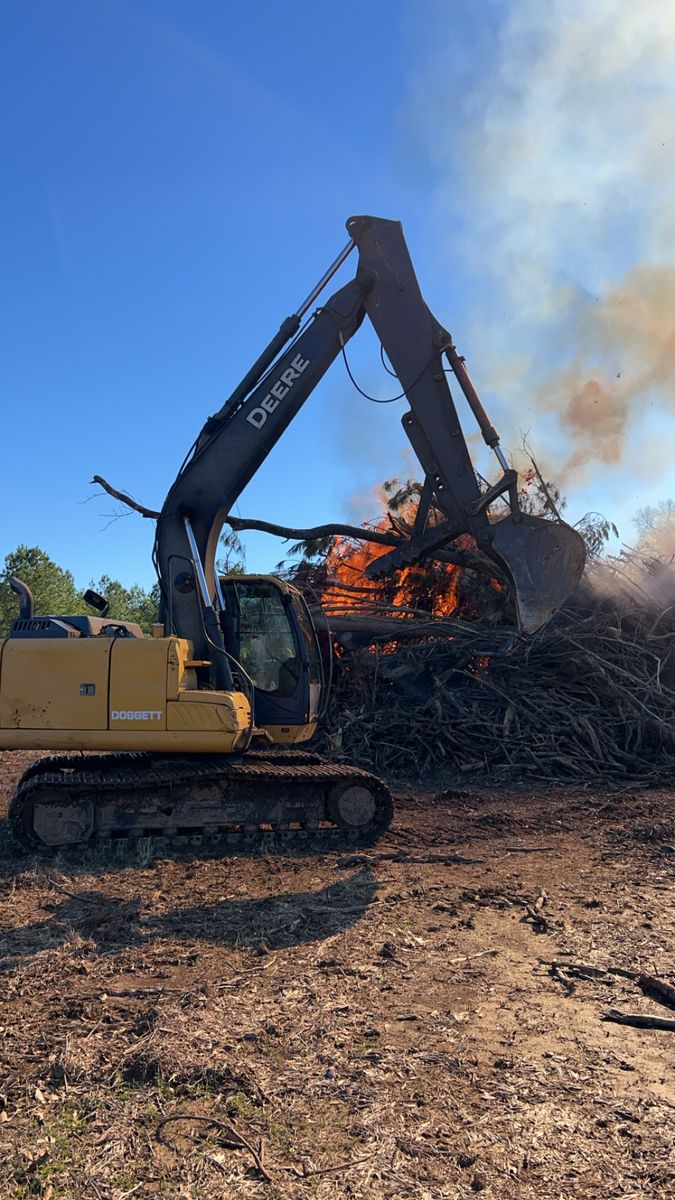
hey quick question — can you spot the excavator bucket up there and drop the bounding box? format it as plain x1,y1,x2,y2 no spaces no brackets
489,512,586,635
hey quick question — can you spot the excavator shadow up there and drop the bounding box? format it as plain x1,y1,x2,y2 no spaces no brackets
0,866,378,970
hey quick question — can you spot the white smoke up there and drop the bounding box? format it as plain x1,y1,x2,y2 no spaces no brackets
407,0,675,489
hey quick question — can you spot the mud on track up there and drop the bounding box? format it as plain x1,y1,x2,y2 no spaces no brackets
0,750,674,1198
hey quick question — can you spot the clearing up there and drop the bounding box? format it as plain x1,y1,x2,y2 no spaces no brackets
0,751,674,1199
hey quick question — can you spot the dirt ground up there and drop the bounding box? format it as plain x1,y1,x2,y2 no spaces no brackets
0,752,674,1199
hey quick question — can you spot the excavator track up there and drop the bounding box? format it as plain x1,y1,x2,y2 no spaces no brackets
8,749,393,853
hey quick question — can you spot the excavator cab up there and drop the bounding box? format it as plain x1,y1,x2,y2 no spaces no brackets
219,575,324,742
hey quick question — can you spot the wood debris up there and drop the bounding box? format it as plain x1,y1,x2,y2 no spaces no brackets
311,584,675,783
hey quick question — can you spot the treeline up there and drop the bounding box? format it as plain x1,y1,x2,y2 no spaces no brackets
0,546,159,636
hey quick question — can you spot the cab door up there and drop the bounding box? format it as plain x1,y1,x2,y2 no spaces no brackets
221,577,323,730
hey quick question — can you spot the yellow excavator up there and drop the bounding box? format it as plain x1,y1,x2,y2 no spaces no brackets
0,216,585,850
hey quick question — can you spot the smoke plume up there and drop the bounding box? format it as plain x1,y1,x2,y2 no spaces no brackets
408,1,675,490
542,266,675,477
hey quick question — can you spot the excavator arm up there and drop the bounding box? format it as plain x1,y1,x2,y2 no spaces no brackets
347,216,586,631
156,215,586,686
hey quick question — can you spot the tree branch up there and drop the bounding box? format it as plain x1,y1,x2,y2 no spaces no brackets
521,443,563,521
227,517,500,576
226,515,401,546
90,480,402,545
91,475,501,579
91,476,160,519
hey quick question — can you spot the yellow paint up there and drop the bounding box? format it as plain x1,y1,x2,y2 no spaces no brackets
108,638,173,730
0,629,314,754
0,728,248,753
0,635,251,753
262,722,317,744
0,638,113,730
167,689,250,735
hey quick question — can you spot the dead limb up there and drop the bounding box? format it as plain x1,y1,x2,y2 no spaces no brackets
602,1010,675,1032
76,987,184,1001
287,1152,379,1179
448,949,498,966
228,515,401,547
521,441,563,521
500,845,556,854
311,613,468,643
91,474,499,577
91,476,160,519
523,892,549,932
44,875,102,902
542,961,675,1014
541,959,638,981
91,476,401,545
638,973,675,1009
155,1114,272,1183
218,513,499,575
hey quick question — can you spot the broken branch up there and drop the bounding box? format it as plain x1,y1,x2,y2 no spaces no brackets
602,1010,675,1032
91,474,500,577
522,442,563,521
638,973,675,1010
91,476,160,519
155,1114,272,1183
541,960,638,981
227,515,400,546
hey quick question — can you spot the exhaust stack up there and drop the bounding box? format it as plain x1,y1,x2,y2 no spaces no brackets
9,576,34,621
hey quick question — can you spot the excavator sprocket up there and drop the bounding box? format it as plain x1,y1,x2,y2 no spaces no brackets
8,749,393,853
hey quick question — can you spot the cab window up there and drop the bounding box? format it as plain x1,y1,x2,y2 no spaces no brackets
236,583,300,696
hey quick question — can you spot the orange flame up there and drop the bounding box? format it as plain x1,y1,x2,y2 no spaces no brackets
322,513,468,619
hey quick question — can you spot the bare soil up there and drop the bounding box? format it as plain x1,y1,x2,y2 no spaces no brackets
0,751,674,1199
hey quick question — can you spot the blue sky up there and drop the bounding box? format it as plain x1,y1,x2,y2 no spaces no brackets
2,0,673,591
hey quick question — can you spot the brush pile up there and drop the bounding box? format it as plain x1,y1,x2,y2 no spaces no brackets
309,560,675,784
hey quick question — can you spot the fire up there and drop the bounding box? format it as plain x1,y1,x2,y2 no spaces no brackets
320,514,469,620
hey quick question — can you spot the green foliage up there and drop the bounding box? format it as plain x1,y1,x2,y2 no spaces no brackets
0,545,159,636
216,528,246,575
283,534,336,563
0,545,85,635
381,478,422,512
519,454,617,560
574,512,619,559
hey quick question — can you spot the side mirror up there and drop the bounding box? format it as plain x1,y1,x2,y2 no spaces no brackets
84,588,110,618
